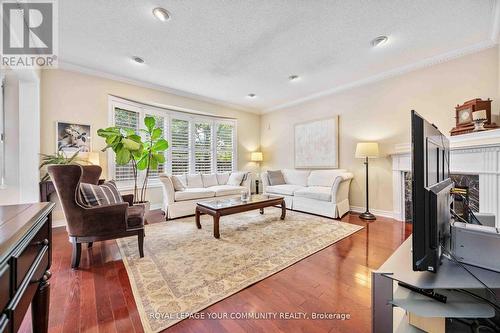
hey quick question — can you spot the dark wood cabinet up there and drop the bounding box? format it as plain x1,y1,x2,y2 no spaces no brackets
0,203,55,333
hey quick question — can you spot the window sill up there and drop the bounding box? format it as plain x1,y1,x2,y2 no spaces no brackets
117,182,162,192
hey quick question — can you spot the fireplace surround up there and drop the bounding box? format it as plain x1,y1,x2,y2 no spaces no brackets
391,129,500,227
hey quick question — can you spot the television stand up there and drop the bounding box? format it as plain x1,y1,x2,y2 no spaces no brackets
372,237,500,332
397,282,447,303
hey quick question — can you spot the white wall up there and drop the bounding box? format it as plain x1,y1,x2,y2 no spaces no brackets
0,69,41,205
261,47,500,215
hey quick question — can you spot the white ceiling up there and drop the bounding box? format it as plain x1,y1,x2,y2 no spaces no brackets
59,0,500,114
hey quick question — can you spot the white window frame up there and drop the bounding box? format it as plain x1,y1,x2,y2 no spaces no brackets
107,96,237,190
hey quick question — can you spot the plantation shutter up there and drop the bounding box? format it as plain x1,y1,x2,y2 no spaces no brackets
114,108,139,182
171,118,190,175
216,123,234,172
145,114,166,179
194,122,212,173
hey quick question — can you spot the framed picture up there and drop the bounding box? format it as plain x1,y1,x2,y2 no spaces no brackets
294,116,339,168
56,122,91,153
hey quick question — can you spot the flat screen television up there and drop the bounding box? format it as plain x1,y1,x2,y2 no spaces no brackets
411,111,453,273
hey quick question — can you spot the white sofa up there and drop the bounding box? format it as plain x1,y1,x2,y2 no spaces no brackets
261,169,353,218
159,172,251,219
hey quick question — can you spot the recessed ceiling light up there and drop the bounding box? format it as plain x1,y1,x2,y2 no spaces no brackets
288,75,300,81
247,93,256,98
152,7,171,21
132,56,145,64
371,35,388,47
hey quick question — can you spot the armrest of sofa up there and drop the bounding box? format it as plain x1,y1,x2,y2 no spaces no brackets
240,172,252,193
159,174,176,205
260,171,269,193
331,172,353,203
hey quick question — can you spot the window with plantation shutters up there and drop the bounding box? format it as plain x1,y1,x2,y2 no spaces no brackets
114,107,139,182
194,122,212,173
216,123,234,172
109,96,238,188
171,119,190,175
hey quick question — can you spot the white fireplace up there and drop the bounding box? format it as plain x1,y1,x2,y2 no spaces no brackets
391,129,500,227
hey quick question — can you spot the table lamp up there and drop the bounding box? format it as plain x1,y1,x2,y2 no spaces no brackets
355,142,379,221
251,152,263,194
88,152,100,166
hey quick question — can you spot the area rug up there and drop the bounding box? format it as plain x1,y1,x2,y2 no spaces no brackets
117,209,363,332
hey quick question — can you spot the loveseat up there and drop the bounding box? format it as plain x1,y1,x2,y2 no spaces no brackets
261,169,353,218
159,172,251,219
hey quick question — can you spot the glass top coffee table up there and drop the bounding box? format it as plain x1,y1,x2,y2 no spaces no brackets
195,194,286,238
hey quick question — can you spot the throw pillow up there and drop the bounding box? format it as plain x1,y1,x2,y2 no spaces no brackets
186,174,203,188
227,171,246,186
79,180,124,207
267,170,286,185
171,175,187,191
216,173,230,185
202,174,218,187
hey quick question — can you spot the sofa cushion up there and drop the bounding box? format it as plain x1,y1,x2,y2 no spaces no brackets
216,173,230,185
307,169,347,187
171,175,187,191
186,174,203,188
266,184,305,196
294,186,332,202
174,188,215,201
202,174,218,187
208,185,246,197
267,170,286,186
282,169,310,186
227,171,246,186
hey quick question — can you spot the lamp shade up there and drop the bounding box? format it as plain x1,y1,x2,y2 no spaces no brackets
355,142,379,158
88,152,100,166
251,152,263,162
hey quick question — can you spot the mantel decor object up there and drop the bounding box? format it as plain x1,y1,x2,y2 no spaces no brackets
450,98,498,136
472,110,487,132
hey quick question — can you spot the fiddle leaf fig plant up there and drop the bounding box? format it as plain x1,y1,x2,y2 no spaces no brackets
97,116,169,204
97,127,144,200
137,116,169,202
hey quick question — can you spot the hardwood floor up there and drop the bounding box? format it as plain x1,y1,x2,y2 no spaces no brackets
21,210,411,333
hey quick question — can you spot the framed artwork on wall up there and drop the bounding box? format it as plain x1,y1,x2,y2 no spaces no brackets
294,116,339,168
56,122,92,153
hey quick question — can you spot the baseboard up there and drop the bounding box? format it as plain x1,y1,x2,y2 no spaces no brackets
52,218,67,228
150,203,163,210
349,206,396,220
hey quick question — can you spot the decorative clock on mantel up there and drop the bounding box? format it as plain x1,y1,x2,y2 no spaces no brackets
450,98,498,136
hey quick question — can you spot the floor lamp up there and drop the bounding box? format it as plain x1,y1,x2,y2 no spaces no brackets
355,142,379,221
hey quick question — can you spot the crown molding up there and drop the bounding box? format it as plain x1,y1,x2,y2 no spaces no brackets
56,61,262,115
264,40,498,113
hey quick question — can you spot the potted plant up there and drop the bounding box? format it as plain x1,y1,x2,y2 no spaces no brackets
97,116,169,212
39,150,87,182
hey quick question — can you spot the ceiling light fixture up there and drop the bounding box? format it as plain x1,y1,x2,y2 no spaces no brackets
132,56,145,64
288,75,300,81
247,93,256,98
152,7,171,21
371,35,388,47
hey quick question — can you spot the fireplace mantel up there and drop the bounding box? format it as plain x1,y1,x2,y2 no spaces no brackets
391,129,500,226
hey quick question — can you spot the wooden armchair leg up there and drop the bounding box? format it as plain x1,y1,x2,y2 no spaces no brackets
138,229,145,258
70,239,82,269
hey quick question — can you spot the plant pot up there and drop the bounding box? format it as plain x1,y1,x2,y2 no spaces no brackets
134,201,150,214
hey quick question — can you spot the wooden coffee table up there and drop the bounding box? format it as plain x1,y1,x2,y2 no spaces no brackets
195,194,286,238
